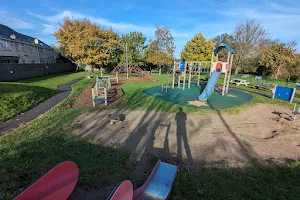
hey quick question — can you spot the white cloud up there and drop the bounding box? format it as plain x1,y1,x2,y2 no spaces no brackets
27,10,192,39
0,10,34,29
41,24,56,34
26,10,85,23
219,8,300,40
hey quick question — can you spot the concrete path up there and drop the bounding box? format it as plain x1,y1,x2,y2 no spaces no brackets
0,78,83,135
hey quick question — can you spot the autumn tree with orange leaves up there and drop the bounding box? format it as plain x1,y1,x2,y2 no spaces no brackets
146,26,175,74
54,18,120,69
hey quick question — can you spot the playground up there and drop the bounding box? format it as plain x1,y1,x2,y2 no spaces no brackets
143,83,253,109
1,45,300,200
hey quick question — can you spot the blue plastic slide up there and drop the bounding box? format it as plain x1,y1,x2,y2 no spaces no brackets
198,71,221,101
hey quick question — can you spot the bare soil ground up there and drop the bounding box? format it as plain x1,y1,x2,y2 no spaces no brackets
72,76,157,109
70,104,300,199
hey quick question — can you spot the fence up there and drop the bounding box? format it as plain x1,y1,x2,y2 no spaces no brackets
0,63,76,82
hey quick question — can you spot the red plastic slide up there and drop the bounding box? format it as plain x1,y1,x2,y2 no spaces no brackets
13,161,78,200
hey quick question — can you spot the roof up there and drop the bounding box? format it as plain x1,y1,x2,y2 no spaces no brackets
0,24,52,49
213,43,235,54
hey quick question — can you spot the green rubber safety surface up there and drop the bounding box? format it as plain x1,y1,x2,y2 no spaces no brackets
142,82,254,109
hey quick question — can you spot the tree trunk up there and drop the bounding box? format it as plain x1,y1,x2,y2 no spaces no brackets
159,66,162,75
234,66,239,74
275,64,283,79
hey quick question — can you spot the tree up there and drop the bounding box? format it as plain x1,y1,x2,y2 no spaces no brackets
181,33,215,61
232,19,267,74
260,42,297,79
120,31,147,67
212,33,235,61
146,26,175,74
54,17,120,68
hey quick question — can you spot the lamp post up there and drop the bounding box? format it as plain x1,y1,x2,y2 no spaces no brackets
126,42,128,79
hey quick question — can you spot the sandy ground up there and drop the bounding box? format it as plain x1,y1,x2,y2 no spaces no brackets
73,104,300,166
70,104,300,199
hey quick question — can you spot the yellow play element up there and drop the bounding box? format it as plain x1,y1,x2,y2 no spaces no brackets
187,100,208,107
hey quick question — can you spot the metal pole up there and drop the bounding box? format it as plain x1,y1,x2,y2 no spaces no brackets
126,42,128,79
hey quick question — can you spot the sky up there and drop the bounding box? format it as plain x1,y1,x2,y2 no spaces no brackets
1,0,299,57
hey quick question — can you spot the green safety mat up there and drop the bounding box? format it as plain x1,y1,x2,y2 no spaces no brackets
143,82,253,109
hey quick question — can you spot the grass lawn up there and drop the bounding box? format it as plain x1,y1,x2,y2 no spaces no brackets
173,163,300,200
0,72,86,122
121,73,296,115
1,73,300,199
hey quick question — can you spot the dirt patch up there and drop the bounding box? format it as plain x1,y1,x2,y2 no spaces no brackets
73,104,300,167
271,111,300,131
72,75,157,109
71,103,300,199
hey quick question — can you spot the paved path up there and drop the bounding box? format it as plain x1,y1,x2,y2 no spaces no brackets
0,78,83,136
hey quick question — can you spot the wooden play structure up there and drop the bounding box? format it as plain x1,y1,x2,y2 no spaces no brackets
171,61,211,90
92,76,109,107
91,73,120,107
210,44,235,96
171,43,234,97
111,65,149,76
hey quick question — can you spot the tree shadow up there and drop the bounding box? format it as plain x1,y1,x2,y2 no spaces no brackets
0,110,130,200
17,72,76,83
207,101,258,163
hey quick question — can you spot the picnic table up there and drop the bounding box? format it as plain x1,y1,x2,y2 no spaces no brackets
230,78,250,86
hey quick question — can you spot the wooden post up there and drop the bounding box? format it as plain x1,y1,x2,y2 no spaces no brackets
210,52,214,75
95,82,99,96
92,86,95,107
172,61,176,89
222,52,231,96
116,72,119,83
225,53,234,94
188,66,192,89
197,63,201,86
178,74,181,88
183,63,187,90
104,88,107,106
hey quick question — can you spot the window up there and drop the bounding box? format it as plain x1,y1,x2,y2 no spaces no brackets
0,40,10,50
16,43,19,51
21,44,25,51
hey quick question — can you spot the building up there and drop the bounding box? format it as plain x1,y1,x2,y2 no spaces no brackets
0,24,58,64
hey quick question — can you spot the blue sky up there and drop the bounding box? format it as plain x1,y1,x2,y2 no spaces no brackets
1,0,299,57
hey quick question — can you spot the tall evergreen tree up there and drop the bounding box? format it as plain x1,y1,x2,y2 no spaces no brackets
181,33,215,61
